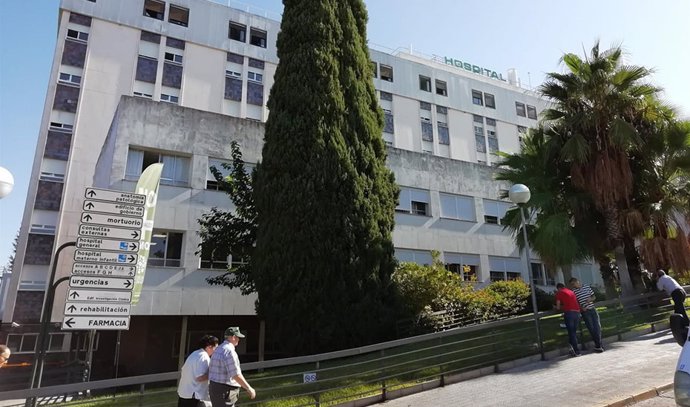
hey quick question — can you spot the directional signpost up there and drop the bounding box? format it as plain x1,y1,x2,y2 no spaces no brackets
62,187,146,331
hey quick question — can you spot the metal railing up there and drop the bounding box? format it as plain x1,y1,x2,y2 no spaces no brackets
0,289,679,407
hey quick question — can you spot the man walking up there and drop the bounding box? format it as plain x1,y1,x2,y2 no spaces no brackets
656,269,689,325
555,283,581,356
177,335,219,407
570,278,604,353
208,327,256,407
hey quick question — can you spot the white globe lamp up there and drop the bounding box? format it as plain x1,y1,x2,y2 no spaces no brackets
0,166,14,199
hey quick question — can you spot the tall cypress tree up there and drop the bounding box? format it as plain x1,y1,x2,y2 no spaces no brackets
253,0,399,355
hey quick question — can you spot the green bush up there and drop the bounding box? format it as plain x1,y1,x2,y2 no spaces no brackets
485,280,531,317
534,287,556,311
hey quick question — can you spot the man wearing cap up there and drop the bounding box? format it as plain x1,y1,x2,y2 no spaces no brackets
208,327,256,406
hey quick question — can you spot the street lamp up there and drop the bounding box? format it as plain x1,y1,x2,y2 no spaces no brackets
508,183,544,360
0,166,14,199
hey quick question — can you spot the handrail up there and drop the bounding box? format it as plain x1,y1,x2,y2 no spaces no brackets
0,287,679,402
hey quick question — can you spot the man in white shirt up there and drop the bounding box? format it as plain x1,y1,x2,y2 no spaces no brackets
178,335,219,407
656,269,689,325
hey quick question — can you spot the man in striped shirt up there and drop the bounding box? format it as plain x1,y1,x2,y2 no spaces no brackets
569,278,604,353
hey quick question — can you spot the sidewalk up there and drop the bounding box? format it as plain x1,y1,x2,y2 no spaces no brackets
377,330,680,407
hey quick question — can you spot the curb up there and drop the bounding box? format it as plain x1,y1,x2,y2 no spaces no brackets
600,383,673,407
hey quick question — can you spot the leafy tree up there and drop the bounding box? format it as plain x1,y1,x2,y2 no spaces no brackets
253,0,399,354
197,141,256,295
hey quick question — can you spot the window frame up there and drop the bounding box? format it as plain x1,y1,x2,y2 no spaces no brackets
164,52,183,64
396,187,431,216
419,75,431,92
526,104,538,119
249,28,267,48
58,72,82,86
484,93,496,109
148,230,183,267
228,21,247,42
515,102,526,117
143,0,165,20
472,90,483,106
379,64,393,82
435,79,447,96
66,29,89,42
168,4,189,27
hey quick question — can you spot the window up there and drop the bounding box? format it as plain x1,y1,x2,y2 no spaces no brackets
149,231,183,267
515,102,526,117
247,71,263,83
67,29,89,42
133,91,153,99
419,75,431,92
50,122,73,132
435,79,447,96
160,93,179,104
380,65,393,82
250,28,267,48
473,114,483,124
419,101,431,111
395,249,433,266
168,5,189,27
485,93,495,109
531,263,555,286
445,253,480,282
380,91,392,101
438,122,450,145
489,256,523,282
126,148,190,186
485,118,496,126
143,0,165,20
483,199,511,225
229,22,246,42
199,240,229,269
163,62,182,88
58,72,82,85
436,105,447,115
225,76,243,101
383,110,394,134
440,193,474,221
518,125,527,144
421,119,433,141
472,90,483,106
371,62,377,78
396,187,430,216
206,158,231,190
164,52,183,64
474,125,485,153
527,105,538,120
7,334,37,353
226,70,241,79
487,130,499,153
136,55,158,84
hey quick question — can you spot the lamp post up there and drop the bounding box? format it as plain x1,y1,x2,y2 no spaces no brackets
508,183,544,360
0,166,14,199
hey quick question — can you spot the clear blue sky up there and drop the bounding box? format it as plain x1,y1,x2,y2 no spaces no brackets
1,0,689,266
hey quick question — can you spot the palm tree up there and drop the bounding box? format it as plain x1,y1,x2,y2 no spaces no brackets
540,42,659,295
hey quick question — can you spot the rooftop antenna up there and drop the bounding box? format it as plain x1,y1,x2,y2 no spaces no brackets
527,72,532,89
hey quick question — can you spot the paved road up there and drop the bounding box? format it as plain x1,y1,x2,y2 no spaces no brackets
377,330,680,407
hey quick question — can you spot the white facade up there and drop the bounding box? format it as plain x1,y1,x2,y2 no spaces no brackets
2,0,602,327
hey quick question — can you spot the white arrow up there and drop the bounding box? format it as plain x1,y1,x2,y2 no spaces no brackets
83,200,145,217
77,237,139,252
84,188,146,206
62,316,130,330
67,289,132,303
72,263,137,277
80,213,143,229
74,250,138,264
78,224,141,241
69,276,134,290
64,302,131,316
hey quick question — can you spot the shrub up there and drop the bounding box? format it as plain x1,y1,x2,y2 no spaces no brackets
533,287,556,311
485,280,531,317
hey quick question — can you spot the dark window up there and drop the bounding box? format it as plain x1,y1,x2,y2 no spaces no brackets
148,231,183,267
44,131,72,160
484,215,499,224
164,52,183,64
437,105,448,115
162,62,183,88
438,122,449,145
247,82,264,106
69,12,92,27
168,5,189,27
53,84,80,113
143,0,165,20
486,118,496,126
383,111,394,134
141,31,161,44
224,77,242,101
380,65,393,82
371,62,377,78
419,75,431,92
485,93,495,109
472,90,483,106
67,29,88,42
473,114,483,124
166,37,185,50
380,91,392,101
229,22,246,42
421,120,433,141
419,101,431,111
200,240,229,269
34,181,64,210
248,58,264,69
227,52,244,64
411,201,429,216
488,130,499,153
515,102,526,117
249,28,267,48
436,79,447,96
24,234,55,265
527,105,538,119
62,39,87,68
136,56,158,84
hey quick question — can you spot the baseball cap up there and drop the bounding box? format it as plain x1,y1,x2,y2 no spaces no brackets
224,326,245,338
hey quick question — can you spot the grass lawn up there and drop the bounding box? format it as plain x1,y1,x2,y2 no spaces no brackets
52,302,673,407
